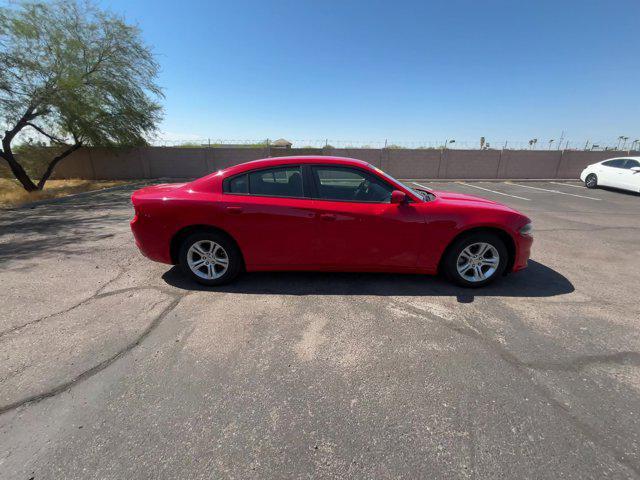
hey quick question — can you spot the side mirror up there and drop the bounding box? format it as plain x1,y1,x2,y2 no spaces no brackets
631,166,640,173
390,190,407,204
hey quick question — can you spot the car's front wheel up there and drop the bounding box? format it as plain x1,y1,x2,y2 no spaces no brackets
179,232,242,286
442,233,508,287
585,173,598,189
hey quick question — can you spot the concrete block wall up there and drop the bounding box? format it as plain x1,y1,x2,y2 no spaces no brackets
48,146,640,181
441,150,502,179
497,150,562,179
383,149,441,178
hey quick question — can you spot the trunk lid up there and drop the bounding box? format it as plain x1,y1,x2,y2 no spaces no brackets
131,183,188,206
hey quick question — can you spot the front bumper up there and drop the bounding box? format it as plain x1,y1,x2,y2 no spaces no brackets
513,234,533,272
579,170,587,182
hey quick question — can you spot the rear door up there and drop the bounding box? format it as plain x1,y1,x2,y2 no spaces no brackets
221,166,319,267
308,165,424,270
619,159,640,192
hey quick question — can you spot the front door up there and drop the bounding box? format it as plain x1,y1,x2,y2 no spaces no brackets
309,165,424,270
598,159,627,188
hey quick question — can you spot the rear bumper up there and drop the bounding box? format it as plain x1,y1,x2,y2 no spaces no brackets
513,234,533,272
130,214,173,264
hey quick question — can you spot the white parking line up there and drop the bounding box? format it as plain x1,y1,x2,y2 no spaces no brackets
412,182,432,190
506,182,601,200
456,182,531,201
549,181,586,189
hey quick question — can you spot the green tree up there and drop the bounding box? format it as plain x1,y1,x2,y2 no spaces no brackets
0,1,162,191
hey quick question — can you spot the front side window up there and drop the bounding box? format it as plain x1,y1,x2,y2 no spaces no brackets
313,167,393,203
623,159,640,169
603,159,626,168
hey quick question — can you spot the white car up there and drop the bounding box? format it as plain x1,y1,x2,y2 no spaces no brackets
580,157,640,193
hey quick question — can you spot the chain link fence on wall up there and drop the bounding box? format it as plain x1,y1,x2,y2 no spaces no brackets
152,138,640,151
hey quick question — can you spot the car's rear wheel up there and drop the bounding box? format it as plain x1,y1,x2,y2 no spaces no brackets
179,232,242,286
443,232,508,287
585,173,598,189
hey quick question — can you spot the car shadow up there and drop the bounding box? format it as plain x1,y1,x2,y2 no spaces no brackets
161,260,574,301
596,186,640,197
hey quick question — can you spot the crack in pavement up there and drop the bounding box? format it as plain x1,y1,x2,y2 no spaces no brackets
523,351,640,372
0,264,131,338
391,300,640,477
0,269,176,339
0,287,189,416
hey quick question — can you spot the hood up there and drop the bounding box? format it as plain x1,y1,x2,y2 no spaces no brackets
432,190,499,205
432,189,521,214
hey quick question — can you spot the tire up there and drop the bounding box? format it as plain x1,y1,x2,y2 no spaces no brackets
585,173,598,189
442,232,508,288
178,231,242,286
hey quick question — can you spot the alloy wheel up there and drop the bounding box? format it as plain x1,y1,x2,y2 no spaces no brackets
187,240,229,280
456,242,500,283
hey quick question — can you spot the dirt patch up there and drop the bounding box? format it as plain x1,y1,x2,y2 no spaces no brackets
0,178,131,207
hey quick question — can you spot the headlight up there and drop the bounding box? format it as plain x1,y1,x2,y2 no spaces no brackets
519,222,533,236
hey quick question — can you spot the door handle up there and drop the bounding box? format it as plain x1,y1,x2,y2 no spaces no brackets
319,213,336,221
226,206,243,214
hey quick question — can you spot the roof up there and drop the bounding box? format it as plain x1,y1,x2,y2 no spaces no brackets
224,156,370,174
601,156,640,161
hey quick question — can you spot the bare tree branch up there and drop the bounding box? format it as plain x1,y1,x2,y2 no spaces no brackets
25,122,67,144
37,142,82,189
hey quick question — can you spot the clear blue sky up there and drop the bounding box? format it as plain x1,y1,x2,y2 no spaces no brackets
100,0,639,148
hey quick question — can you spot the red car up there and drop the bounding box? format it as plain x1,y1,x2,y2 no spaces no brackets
131,156,532,287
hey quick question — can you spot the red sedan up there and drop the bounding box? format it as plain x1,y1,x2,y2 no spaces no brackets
131,156,532,287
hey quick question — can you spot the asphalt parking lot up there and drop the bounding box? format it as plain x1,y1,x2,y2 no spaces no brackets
1,180,639,479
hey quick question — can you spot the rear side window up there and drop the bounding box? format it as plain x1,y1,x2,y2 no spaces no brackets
602,159,626,168
248,167,303,197
225,167,304,197
228,174,248,193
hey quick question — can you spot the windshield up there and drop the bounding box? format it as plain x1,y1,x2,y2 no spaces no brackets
369,164,433,201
